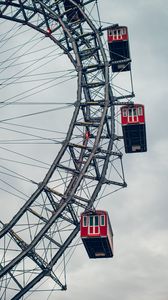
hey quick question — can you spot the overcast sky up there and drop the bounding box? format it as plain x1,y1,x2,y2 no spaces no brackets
1,1,168,299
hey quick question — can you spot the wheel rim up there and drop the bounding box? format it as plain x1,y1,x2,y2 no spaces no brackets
0,1,126,298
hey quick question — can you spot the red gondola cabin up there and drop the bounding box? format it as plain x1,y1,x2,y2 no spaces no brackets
80,210,113,259
64,0,84,23
108,26,131,72
121,104,147,153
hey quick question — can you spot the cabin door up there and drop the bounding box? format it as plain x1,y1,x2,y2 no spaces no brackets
113,29,122,41
88,215,100,235
128,107,138,123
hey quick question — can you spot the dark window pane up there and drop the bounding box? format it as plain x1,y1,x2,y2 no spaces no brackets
90,216,93,226
101,215,105,226
83,216,87,227
95,216,99,226
123,108,127,117
138,107,143,115
133,108,137,116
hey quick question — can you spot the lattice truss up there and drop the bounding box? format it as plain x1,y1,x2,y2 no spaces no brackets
0,0,130,299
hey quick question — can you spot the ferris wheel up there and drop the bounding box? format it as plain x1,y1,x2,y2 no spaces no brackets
0,1,147,299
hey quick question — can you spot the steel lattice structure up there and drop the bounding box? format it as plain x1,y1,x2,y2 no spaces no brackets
0,1,133,299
